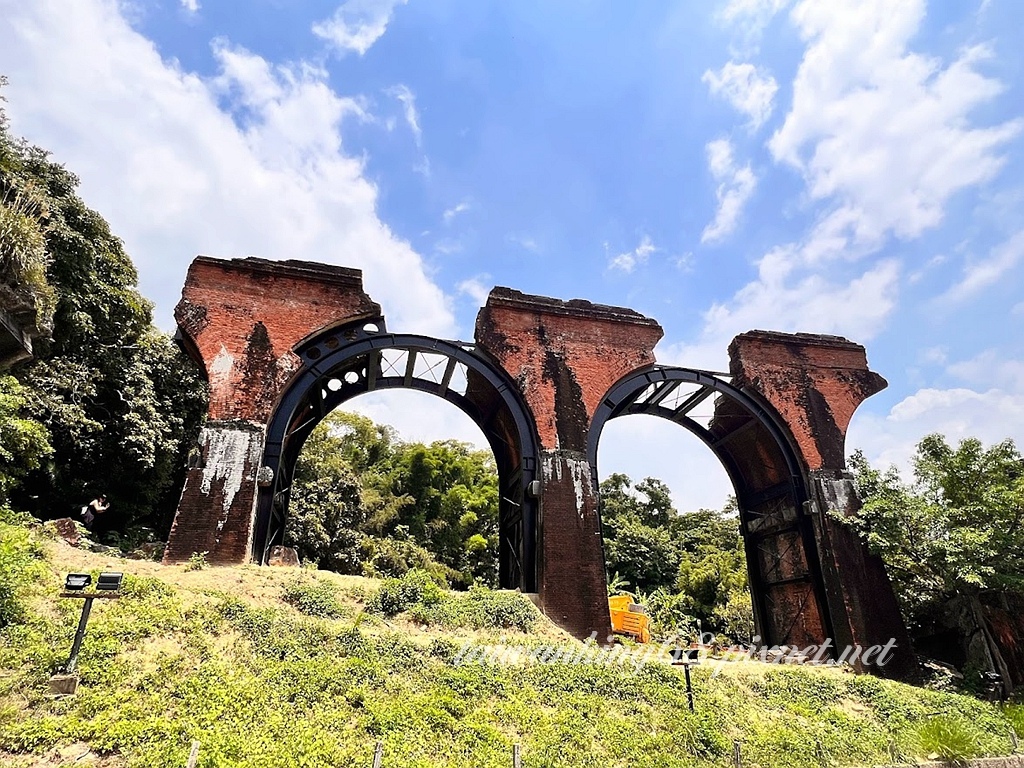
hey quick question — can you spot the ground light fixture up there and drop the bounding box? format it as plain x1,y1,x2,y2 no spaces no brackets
49,571,124,696
64,573,92,591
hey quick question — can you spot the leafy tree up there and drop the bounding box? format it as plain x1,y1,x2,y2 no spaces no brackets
849,435,1024,624
600,474,751,639
0,86,207,529
285,411,501,586
0,376,51,502
286,416,367,573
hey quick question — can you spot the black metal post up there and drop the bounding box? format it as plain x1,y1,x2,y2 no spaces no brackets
683,663,695,712
64,596,94,674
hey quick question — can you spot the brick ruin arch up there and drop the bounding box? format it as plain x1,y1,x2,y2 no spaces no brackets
256,327,541,593
165,255,916,678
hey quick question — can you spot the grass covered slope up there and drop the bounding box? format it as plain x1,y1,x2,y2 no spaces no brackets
1,511,1022,768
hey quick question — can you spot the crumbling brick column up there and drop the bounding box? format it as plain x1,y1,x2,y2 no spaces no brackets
476,288,663,641
164,257,380,564
729,331,917,678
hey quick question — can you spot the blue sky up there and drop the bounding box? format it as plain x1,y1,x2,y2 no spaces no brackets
1,0,1022,511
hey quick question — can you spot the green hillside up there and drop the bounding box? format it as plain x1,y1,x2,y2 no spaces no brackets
1,510,1022,768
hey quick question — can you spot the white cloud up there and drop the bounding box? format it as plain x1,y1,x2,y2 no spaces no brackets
385,84,421,146
0,0,455,336
934,229,1024,304
1014,302,1024,316
947,349,1024,393
718,0,790,48
668,0,1019,377
443,201,471,224
313,0,407,56
850,345,1024,478
703,61,778,129
661,259,900,370
849,386,1024,478
769,0,1022,246
180,0,199,14
456,276,491,307
609,235,657,273
701,138,757,244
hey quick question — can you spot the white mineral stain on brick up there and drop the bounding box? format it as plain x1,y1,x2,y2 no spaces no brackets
199,426,265,516
566,457,591,520
209,344,234,381
541,454,593,520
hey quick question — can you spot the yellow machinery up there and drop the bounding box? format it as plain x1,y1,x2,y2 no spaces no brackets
608,594,651,643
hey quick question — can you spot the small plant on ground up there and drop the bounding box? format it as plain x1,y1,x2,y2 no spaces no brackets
914,715,984,763
1004,703,1024,738
282,576,346,618
185,551,208,571
411,586,538,632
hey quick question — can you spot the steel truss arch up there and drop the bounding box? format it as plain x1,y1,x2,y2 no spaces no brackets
254,318,541,592
587,365,836,649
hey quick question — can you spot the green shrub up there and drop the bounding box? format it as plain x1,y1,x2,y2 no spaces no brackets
1004,703,1024,737
0,508,47,628
368,569,445,617
282,576,345,618
185,551,208,571
913,715,984,762
411,587,538,632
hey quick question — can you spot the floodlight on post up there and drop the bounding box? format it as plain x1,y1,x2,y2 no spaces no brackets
96,572,123,591
52,571,124,692
64,573,92,591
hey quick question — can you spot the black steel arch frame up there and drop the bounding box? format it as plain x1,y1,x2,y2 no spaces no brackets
254,318,541,592
586,365,836,648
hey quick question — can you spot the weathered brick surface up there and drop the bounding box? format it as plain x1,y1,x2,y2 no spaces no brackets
176,256,380,423
167,256,380,564
476,288,663,451
163,421,265,564
476,288,663,640
728,331,886,471
729,331,915,676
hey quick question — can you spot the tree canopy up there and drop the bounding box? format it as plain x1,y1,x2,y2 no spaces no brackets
0,84,206,530
849,434,1024,626
286,411,500,587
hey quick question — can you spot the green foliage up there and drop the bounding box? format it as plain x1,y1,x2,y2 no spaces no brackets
286,430,367,572
600,474,749,640
412,587,539,632
0,101,208,529
185,551,208,571
368,569,445,617
0,507,47,628
286,411,500,586
282,575,346,618
913,715,985,762
849,435,1024,622
0,186,55,338
0,376,51,502
1004,703,1024,737
1,514,1022,768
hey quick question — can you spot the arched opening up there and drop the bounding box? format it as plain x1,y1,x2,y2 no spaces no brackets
596,414,748,640
588,366,835,649
255,318,540,592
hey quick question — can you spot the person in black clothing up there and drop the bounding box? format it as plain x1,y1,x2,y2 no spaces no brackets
81,494,109,532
